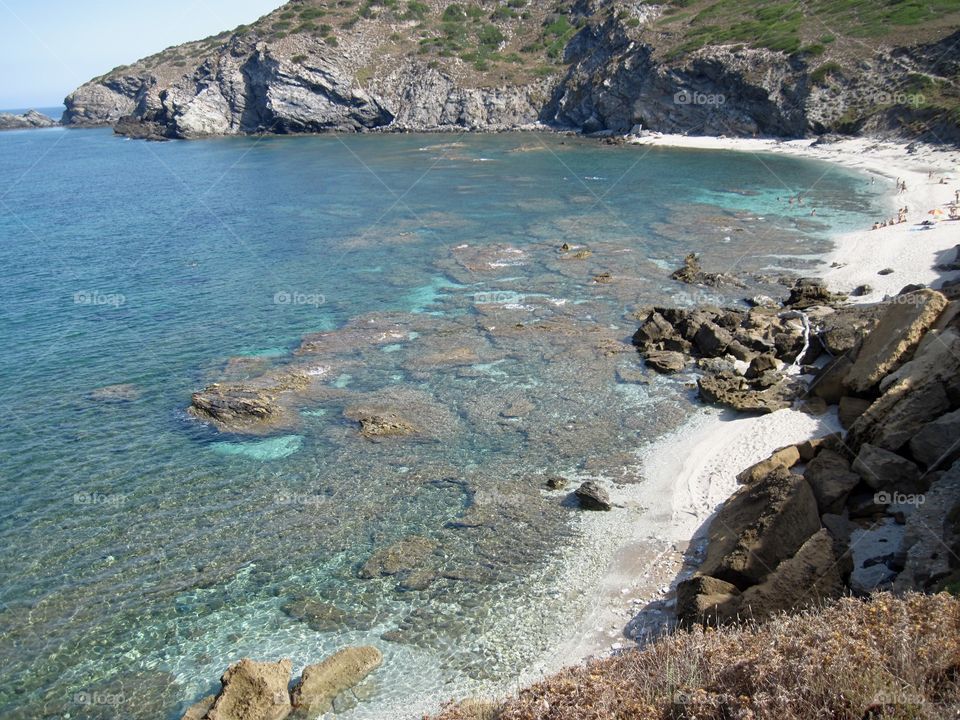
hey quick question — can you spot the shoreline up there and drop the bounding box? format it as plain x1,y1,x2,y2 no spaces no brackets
548,134,960,668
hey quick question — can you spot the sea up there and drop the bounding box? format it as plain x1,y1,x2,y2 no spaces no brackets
0,120,885,718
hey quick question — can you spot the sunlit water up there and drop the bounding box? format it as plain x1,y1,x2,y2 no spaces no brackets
0,126,884,719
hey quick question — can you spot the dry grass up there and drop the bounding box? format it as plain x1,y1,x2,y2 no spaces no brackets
431,593,960,720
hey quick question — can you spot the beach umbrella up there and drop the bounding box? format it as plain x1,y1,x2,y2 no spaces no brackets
929,208,944,217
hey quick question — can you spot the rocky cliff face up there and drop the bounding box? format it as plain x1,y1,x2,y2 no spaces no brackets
63,0,960,142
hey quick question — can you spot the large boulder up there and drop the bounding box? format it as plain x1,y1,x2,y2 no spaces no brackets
675,575,741,626
291,647,383,717
574,481,612,511
735,529,845,620
851,443,922,492
817,303,884,356
803,449,861,515
811,355,853,405
843,290,948,393
644,349,686,374
848,328,960,453
693,321,734,357
909,409,960,470
698,467,821,589
736,445,801,484
206,659,292,720
894,461,960,592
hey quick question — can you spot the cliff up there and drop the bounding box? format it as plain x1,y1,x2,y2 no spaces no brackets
63,0,960,142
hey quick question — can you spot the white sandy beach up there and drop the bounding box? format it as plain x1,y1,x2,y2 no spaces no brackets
553,135,960,665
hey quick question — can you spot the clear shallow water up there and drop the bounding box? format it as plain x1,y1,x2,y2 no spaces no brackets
0,128,883,718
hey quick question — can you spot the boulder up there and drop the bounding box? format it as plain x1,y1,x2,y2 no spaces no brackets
811,355,853,405
693,321,734,357
544,476,568,490
818,303,884,356
736,445,801,484
744,353,778,379
838,396,872,429
291,647,383,717
675,575,741,626
632,310,687,353
849,327,960,453
206,659,292,720
843,290,948,393
785,278,844,309
797,436,830,462
574,481,611,511
851,443,922,492
803,449,861,515
698,467,821,589
894,461,960,592
736,530,844,620
644,350,686,374
909,409,960,470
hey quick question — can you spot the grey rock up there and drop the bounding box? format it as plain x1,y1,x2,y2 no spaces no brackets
909,409,960,470
851,443,922,492
0,109,59,130
574,481,611,511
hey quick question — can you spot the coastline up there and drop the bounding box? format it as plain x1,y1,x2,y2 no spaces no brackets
546,135,960,669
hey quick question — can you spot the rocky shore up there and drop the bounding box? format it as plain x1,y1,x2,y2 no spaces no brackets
60,1,960,143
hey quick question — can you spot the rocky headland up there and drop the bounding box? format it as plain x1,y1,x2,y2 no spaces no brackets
62,0,960,142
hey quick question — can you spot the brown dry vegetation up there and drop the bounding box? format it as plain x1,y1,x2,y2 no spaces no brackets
432,593,960,720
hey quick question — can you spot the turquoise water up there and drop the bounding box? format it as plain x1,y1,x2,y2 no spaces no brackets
0,127,883,718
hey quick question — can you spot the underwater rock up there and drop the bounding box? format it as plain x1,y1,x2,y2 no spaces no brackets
88,383,141,403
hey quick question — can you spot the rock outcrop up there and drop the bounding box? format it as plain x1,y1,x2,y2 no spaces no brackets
181,649,384,720
291,647,383,717
205,659,292,720
0,109,59,130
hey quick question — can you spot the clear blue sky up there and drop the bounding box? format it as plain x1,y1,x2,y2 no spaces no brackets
0,0,283,110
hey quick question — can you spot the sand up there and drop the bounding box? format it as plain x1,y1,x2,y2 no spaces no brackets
554,135,960,664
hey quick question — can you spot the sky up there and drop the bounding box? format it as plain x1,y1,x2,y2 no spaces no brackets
0,0,284,110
